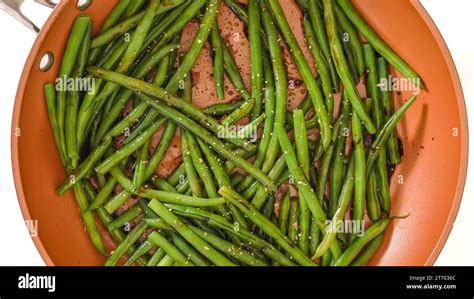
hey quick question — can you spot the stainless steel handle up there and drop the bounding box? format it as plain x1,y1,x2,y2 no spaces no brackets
0,0,57,34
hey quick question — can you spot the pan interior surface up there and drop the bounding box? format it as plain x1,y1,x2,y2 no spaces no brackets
11,0,467,266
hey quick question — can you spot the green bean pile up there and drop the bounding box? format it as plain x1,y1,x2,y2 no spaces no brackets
45,0,421,266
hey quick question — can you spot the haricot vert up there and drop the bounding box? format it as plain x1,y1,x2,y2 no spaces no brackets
44,0,421,266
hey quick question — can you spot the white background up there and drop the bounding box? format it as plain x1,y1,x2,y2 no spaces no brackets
0,0,472,266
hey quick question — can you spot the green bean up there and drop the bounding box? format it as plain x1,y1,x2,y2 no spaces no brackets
237,113,265,139
82,182,133,253
146,248,166,266
181,129,204,197
108,102,149,137
105,221,149,266
202,100,245,116
367,173,381,221
329,97,349,217
335,4,364,75
364,44,381,127
315,114,344,204
57,15,91,169
285,95,313,126
307,0,339,91
44,83,68,167
132,141,149,190
278,190,291,235
338,0,424,88
334,218,390,266
144,122,177,180
314,155,354,258
57,14,91,93
221,43,251,101
230,173,244,187
90,13,144,49
224,0,248,23
275,124,325,222
210,22,225,99
352,107,366,226
166,204,295,266
236,53,275,192
366,95,417,179
140,3,189,55
339,20,358,84
190,134,220,196
152,177,177,192
293,110,310,254
96,119,164,174
153,0,207,50
197,139,232,188
72,182,106,255
250,155,287,209
378,57,401,165
139,188,225,207
102,120,176,214
93,38,124,68
248,0,264,120
315,143,334,204
91,0,185,48
302,14,334,119
88,67,255,152
104,191,130,215
153,53,172,88
57,136,112,195
148,231,194,266
159,255,176,266
293,111,310,177
288,198,300,245
351,234,384,266
142,217,173,231
219,186,317,266
88,0,131,64
137,198,159,218
221,98,255,126
167,164,186,186
166,0,220,92
79,29,148,146
93,43,179,146
108,166,134,192
322,0,375,134
125,0,147,16
87,0,162,133
309,217,321,256
378,162,392,212
107,206,141,232
366,47,390,210
169,232,211,266
189,226,268,266
158,255,176,266
268,0,332,149
124,239,154,266
148,199,236,266
134,94,276,193
259,0,286,173
275,123,342,259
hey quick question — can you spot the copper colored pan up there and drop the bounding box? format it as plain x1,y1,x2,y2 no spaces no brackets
10,0,467,266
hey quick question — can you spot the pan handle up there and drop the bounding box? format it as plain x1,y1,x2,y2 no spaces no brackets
0,0,57,34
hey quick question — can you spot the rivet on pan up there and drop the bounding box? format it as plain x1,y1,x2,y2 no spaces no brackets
39,52,54,72
77,0,92,11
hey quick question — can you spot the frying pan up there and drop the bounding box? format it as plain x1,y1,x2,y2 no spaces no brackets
7,0,467,266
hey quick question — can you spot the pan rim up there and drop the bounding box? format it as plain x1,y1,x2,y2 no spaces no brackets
10,0,69,267
10,0,468,266
409,0,469,266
